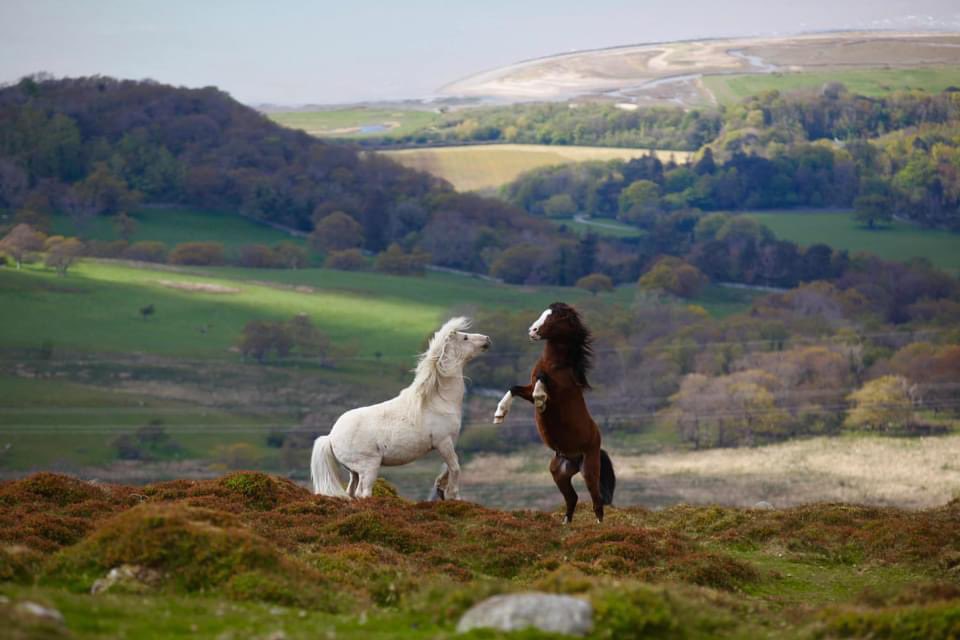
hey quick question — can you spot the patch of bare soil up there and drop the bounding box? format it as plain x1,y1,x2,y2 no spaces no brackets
155,280,241,294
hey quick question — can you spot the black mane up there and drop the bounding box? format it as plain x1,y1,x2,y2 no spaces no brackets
549,302,593,390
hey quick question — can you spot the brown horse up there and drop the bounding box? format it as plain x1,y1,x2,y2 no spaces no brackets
493,302,615,523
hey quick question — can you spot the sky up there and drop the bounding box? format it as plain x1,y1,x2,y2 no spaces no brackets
1,0,959,105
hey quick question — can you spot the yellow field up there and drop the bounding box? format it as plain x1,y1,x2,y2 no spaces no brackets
379,144,691,191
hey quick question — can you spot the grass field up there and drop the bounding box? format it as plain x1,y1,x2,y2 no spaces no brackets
705,67,960,104
52,207,306,253
380,145,692,191
0,260,756,360
267,107,440,138
743,209,960,274
550,216,646,239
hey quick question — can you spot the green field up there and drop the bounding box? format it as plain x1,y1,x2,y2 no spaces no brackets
267,107,440,138
551,216,646,239
744,209,960,274
705,67,960,104
0,259,756,359
380,145,692,191
52,207,306,253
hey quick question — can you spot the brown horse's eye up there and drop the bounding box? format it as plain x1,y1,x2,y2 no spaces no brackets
463,336,468,340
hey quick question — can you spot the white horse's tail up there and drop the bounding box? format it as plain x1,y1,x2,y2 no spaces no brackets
310,436,349,498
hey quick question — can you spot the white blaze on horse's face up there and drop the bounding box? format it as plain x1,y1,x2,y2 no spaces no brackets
455,331,492,361
529,308,552,340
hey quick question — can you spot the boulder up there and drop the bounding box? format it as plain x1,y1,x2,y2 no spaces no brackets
457,592,593,636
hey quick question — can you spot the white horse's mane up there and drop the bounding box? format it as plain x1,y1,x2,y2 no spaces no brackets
406,316,472,404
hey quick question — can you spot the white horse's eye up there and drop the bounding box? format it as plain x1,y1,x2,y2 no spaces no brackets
463,335,468,340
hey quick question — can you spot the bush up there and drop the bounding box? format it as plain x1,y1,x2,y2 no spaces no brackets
325,248,368,271
168,241,225,266
122,240,168,263
235,244,280,268
374,243,429,276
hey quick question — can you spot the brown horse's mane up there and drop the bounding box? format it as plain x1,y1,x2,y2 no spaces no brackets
549,302,593,390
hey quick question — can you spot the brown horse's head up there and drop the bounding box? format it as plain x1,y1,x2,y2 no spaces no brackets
529,302,593,388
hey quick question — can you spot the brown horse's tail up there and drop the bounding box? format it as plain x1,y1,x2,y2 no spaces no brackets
599,449,616,505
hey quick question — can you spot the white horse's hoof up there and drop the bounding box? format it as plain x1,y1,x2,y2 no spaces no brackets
493,413,505,424
534,396,547,413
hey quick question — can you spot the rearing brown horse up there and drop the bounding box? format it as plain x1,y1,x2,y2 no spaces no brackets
493,302,615,523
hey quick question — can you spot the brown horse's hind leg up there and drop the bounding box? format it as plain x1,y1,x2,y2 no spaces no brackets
582,449,605,523
550,454,581,524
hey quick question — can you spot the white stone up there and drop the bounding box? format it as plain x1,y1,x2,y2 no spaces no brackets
457,592,593,636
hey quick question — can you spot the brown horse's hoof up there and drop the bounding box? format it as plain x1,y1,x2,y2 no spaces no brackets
535,397,547,413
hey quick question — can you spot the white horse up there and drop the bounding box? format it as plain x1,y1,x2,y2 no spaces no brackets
311,317,490,499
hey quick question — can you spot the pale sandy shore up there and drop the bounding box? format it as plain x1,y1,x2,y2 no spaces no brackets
439,31,960,104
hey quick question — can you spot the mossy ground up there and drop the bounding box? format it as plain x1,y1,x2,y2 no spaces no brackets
1,472,958,638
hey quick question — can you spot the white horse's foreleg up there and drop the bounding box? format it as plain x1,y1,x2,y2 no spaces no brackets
356,460,382,498
431,463,450,500
493,390,513,424
533,379,548,413
435,438,461,500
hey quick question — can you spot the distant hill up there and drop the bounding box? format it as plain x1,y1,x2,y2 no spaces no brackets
0,76,450,249
439,31,960,106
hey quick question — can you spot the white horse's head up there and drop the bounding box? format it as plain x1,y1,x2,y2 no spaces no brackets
431,316,491,372
412,317,490,398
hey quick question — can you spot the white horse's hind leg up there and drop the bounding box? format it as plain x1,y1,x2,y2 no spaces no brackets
435,438,461,500
356,460,382,498
493,390,513,424
346,470,360,498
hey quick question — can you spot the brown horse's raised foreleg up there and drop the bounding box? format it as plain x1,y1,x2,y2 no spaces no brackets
493,383,535,423
550,454,581,524
582,448,605,523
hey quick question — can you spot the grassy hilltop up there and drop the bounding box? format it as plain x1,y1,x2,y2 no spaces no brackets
1,472,959,639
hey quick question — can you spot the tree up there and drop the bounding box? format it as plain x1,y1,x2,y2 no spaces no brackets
374,243,429,276
238,320,294,363
75,163,141,216
0,224,47,268
113,212,138,241
853,193,893,229
845,376,915,432
287,313,330,360
576,273,614,296
638,256,708,298
490,244,541,284
542,193,577,217
618,179,661,223
310,211,364,252
273,242,309,269
168,242,225,266
44,237,84,276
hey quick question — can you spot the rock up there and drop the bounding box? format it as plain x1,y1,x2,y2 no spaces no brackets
91,564,162,595
457,592,593,636
753,501,774,510
15,601,64,624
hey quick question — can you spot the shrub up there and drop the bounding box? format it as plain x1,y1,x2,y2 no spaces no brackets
168,241,225,265
122,240,168,263
235,244,279,268
325,248,368,271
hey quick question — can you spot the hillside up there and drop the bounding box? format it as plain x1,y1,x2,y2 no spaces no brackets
439,31,960,106
0,76,446,241
1,472,958,639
